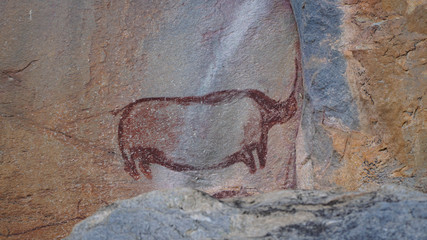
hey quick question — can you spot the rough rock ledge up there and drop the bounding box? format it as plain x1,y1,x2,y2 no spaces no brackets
66,185,427,240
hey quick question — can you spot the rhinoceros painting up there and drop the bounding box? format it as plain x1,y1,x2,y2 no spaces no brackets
109,0,303,198
116,61,301,185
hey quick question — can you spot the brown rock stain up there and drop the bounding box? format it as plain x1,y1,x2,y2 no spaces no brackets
340,0,426,191
324,122,391,191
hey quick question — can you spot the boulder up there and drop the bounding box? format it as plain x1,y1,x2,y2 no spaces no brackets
66,185,427,240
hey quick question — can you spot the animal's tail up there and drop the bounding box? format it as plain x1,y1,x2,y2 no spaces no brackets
111,106,127,116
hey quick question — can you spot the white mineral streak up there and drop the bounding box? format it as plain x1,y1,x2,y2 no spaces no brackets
198,0,267,94
158,1,269,188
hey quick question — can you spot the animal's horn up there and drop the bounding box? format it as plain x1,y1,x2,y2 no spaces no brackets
290,58,300,98
275,58,301,124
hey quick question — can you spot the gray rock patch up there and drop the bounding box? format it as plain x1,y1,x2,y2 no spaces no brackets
66,185,427,240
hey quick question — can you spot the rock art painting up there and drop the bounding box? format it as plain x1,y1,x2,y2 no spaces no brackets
116,61,300,182
104,0,304,198
115,57,302,198
0,0,304,237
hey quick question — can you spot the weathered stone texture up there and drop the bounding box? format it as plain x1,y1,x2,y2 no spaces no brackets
291,0,426,191
66,185,427,240
0,1,104,239
339,0,427,191
1,0,426,239
290,0,361,190
1,0,301,238
101,0,303,195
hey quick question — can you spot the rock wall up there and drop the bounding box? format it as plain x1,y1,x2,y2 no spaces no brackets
1,1,99,239
95,0,303,196
0,0,425,239
340,0,427,191
290,0,360,189
291,0,426,192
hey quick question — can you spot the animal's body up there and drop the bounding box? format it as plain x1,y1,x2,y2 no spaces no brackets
116,86,297,180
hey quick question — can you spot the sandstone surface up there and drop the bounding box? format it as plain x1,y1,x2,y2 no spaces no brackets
0,0,426,239
1,0,301,238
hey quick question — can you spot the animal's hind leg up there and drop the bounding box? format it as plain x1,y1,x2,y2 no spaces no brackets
257,130,268,169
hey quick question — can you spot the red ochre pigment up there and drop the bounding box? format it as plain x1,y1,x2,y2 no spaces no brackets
116,60,300,188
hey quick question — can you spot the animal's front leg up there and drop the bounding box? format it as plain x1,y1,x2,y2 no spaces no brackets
241,147,257,174
257,129,268,169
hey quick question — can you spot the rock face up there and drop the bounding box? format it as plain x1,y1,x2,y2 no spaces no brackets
97,0,303,196
291,0,426,191
66,185,427,240
1,0,426,239
338,0,427,192
1,0,301,238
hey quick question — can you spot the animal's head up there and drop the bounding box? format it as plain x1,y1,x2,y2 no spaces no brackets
262,94,297,126
277,94,297,124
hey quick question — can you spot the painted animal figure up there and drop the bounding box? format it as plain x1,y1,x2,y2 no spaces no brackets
116,70,299,180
